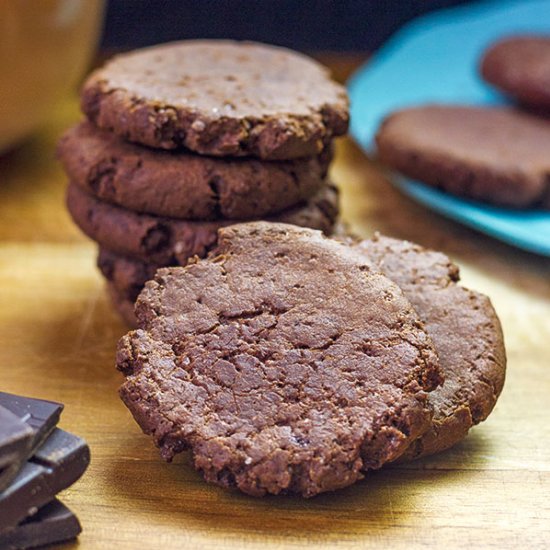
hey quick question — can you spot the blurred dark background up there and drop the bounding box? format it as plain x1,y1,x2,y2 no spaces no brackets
100,0,474,52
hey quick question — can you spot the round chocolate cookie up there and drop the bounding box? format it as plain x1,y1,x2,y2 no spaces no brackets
352,235,506,460
98,248,162,302
58,121,330,220
107,282,138,328
376,105,550,208
481,36,550,109
67,182,339,265
100,233,508,461
81,40,349,159
116,223,442,497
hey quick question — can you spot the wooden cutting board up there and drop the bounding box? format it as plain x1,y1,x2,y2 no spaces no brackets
0,58,549,549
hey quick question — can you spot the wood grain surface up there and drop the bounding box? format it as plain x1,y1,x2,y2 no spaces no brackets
1,58,549,549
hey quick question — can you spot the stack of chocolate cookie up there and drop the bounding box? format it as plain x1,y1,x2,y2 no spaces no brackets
59,40,349,325
0,392,90,548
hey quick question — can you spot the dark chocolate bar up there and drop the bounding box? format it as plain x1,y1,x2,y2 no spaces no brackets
0,392,63,454
0,428,90,532
0,407,33,494
0,499,81,550
0,393,63,493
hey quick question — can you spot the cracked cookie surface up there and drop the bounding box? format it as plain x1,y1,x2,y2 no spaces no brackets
66,182,339,264
353,235,506,459
58,121,330,220
116,223,442,497
81,40,349,159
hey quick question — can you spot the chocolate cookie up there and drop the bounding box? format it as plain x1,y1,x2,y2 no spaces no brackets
352,235,506,460
481,36,550,109
116,223,442,497
107,282,138,328
98,248,161,302
67,182,339,265
376,105,550,208
98,224,353,303
58,121,330,220
81,40,349,159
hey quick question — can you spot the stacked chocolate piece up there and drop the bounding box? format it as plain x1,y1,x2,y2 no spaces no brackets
59,40,349,325
0,392,89,548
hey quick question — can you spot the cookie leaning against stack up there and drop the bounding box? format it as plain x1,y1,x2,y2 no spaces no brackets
351,235,505,460
116,222,506,497
59,40,349,323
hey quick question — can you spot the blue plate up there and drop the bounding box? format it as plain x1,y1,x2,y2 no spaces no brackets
347,0,550,256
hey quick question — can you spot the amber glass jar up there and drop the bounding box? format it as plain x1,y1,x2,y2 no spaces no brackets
0,0,104,152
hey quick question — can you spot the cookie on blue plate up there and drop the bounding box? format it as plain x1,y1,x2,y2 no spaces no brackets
481,36,550,110
376,105,550,208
